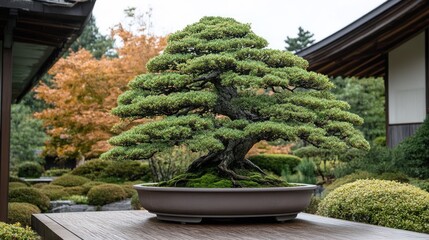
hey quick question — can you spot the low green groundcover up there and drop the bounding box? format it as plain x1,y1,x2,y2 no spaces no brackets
0,222,40,240
318,179,429,233
8,202,40,227
159,168,293,188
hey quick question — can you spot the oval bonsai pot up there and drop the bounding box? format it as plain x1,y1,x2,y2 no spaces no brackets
134,183,316,223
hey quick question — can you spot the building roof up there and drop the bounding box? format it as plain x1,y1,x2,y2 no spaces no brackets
297,0,429,78
0,0,96,101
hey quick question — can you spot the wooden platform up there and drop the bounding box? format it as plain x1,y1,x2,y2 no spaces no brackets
32,211,429,240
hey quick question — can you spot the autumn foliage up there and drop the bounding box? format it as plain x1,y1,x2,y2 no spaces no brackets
35,26,166,161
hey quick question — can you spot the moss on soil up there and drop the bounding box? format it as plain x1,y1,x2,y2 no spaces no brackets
158,167,294,188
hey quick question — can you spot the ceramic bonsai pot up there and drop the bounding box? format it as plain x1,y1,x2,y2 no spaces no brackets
134,183,316,223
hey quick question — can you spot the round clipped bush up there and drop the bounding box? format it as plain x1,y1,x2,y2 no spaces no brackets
44,168,71,177
71,159,112,180
101,160,152,182
248,154,301,175
9,187,50,212
9,176,30,186
17,162,44,178
8,182,28,190
87,184,127,206
8,202,41,226
51,174,90,187
81,181,104,194
64,186,86,196
32,183,48,189
318,180,429,233
39,185,68,201
0,222,40,240
131,193,142,210
122,185,137,198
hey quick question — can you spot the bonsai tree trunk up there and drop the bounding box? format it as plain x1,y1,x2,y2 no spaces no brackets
188,138,265,181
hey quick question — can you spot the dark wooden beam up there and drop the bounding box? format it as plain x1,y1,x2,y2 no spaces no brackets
384,53,390,147
0,12,15,222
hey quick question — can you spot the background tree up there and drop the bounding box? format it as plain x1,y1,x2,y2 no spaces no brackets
21,16,115,113
331,77,385,141
285,27,315,52
102,17,369,184
35,25,167,163
69,15,115,59
10,104,46,168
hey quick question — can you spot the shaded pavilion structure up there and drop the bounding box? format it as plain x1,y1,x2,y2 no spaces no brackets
0,0,96,222
298,0,429,147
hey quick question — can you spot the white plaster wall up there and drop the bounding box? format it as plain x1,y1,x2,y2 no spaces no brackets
388,32,426,124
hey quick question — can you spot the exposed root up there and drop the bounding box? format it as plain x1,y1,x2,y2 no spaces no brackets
187,152,218,173
242,158,266,175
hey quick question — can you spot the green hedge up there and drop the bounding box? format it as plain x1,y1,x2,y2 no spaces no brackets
8,202,40,226
9,187,50,212
72,159,152,183
8,182,28,190
394,117,429,178
318,180,429,233
81,181,104,194
39,185,68,201
44,168,71,177
17,162,44,178
51,174,90,187
248,154,301,175
87,184,127,206
0,222,40,240
71,159,112,180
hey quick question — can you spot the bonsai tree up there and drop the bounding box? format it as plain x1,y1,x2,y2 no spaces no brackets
102,17,369,186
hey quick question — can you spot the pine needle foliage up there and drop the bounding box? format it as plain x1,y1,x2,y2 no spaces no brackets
102,17,369,181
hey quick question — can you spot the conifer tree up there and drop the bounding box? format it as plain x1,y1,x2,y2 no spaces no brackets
102,17,369,181
285,27,315,52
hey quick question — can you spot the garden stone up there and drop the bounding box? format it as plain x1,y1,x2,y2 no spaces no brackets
100,199,132,211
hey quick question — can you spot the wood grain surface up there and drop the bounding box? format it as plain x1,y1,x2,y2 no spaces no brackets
33,211,429,240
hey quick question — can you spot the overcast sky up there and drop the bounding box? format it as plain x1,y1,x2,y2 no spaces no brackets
92,0,386,50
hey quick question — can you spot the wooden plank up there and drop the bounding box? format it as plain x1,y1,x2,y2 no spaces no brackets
32,211,429,240
387,123,422,147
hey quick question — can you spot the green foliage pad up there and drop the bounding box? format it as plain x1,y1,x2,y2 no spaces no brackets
103,17,369,184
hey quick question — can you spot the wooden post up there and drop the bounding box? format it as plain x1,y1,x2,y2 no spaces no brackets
0,12,15,222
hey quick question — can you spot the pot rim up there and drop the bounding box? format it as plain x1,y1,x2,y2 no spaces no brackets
134,183,317,192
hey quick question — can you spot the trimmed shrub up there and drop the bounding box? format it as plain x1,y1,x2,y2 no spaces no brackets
411,179,429,192
8,202,40,226
64,186,86,196
378,172,409,183
394,117,429,178
9,187,50,212
373,136,386,147
122,185,137,198
101,160,152,182
8,182,28,190
248,154,301,175
9,176,29,186
0,222,40,240
318,180,429,233
44,168,71,177
81,181,104,194
325,171,376,193
51,174,90,187
17,162,44,178
87,184,127,206
32,183,48,189
39,185,68,201
71,159,112,180
131,193,142,210
304,196,321,214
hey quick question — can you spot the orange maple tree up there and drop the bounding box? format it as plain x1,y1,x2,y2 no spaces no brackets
35,26,166,162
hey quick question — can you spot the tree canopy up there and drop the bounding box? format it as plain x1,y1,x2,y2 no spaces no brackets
35,25,166,162
102,17,369,179
10,104,46,168
285,27,315,52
